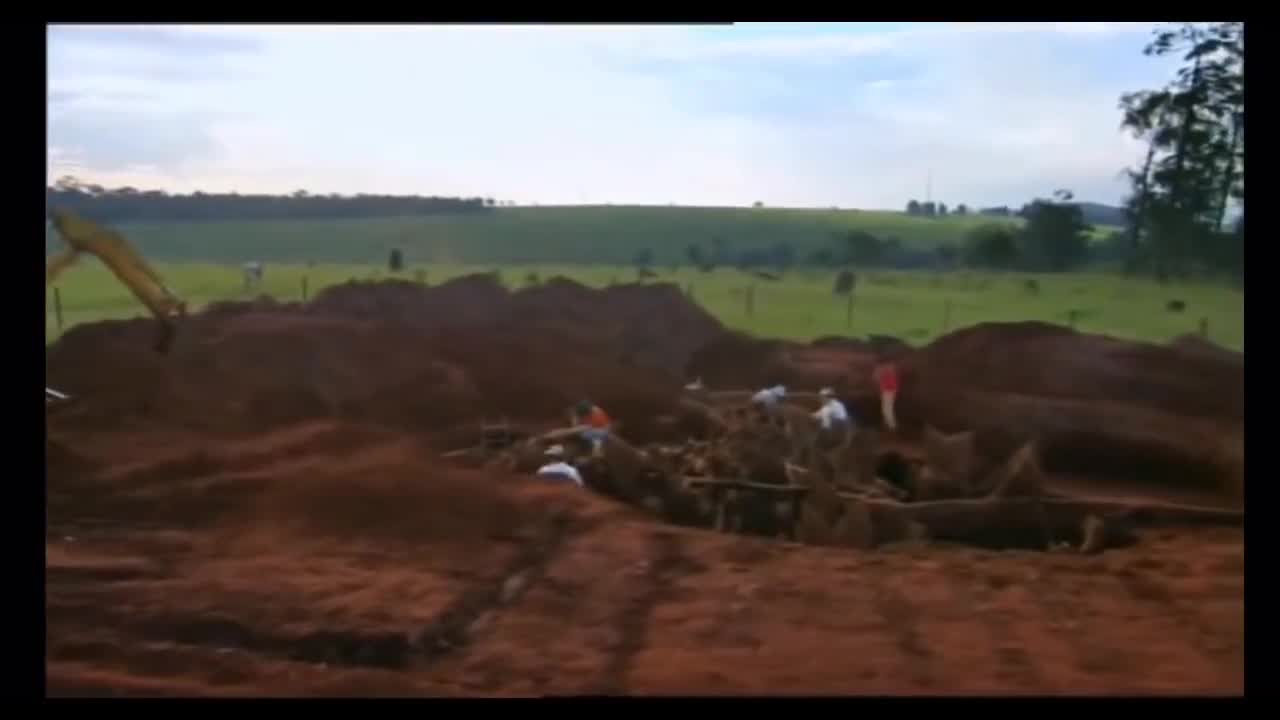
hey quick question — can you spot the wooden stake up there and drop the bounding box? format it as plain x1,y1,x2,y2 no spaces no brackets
52,287,64,331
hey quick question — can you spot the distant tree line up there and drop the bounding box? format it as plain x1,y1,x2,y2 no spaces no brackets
906,198,1128,227
47,176,497,224
660,189,1111,275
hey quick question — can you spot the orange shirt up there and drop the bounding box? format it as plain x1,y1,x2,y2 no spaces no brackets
587,406,611,429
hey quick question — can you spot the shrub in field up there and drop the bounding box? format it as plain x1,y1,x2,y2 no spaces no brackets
525,271,541,287
936,243,960,269
388,248,404,273
1167,299,1186,313
963,224,1019,269
807,247,836,267
1024,278,1040,294
832,270,857,295
1017,194,1090,271
838,230,884,265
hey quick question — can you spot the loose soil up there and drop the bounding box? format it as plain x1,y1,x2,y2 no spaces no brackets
46,276,1244,695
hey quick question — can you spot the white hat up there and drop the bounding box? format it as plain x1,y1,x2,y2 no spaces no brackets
819,387,834,397
545,444,565,457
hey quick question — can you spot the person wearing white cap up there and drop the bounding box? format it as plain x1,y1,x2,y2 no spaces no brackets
535,445,584,488
813,387,851,433
751,383,786,410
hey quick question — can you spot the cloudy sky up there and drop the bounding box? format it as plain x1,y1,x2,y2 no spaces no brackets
47,23,1180,210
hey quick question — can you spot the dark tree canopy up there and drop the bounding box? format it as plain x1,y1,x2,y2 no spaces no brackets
1018,197,1091,272
963,224,1019,269
47,177,493,224
1117,22,1243,279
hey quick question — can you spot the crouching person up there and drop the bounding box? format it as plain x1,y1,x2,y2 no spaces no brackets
572,399,612,459
751,384,787,425
813,387,853,448
536,445,584,488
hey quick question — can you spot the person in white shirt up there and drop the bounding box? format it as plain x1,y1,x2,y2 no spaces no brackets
750,383,787,424
813,387,852,432
535,445,584,488
752,384,787,409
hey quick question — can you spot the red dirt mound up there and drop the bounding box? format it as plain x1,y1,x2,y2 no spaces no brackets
233,454,541,550
685,332,884,413
900,322,1245,498
307,275,726,377
1168,334,1244,367
45,276,723,445
306,276,511,330
909,322,1242,420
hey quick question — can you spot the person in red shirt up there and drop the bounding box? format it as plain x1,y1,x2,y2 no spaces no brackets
872,359,900,431
572,399,612,459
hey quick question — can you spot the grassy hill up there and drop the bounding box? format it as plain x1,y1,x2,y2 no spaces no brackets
53,205,1078,266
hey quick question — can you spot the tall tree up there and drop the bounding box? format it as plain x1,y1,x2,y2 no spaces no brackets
1018,191,1090,272
1119,22,1244,278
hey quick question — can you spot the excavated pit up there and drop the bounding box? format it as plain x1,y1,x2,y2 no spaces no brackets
875,451,913,496
46,276,1244,539
45,277,1245,695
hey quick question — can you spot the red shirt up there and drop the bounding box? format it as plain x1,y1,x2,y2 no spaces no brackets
587,406,611,429
875,363,899,393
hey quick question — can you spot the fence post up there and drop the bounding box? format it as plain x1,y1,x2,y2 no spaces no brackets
845,291,854,330
301,275,309,302
52,287,64,332
1199,317,1209,339
942,298,952,333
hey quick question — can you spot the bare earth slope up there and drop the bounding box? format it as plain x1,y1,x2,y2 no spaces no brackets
46,277,1244,695
47,425,1242,696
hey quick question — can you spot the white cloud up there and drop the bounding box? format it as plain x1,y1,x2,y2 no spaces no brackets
47,22,1182,208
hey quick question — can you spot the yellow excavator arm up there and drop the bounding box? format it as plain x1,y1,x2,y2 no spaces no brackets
47,208,186,354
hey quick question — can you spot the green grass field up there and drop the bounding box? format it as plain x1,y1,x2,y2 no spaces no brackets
46,260,1244,352
49,206,1114,266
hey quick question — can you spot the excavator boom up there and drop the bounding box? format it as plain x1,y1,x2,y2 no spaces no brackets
46,208,186,354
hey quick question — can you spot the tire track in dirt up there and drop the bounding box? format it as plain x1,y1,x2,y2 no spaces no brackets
593,530,700,696
47,603,420,671
47,510,575,676
413,511,574,666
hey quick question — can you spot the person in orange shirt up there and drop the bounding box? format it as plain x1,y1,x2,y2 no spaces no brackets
572,399,612,459
872,358,900,431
